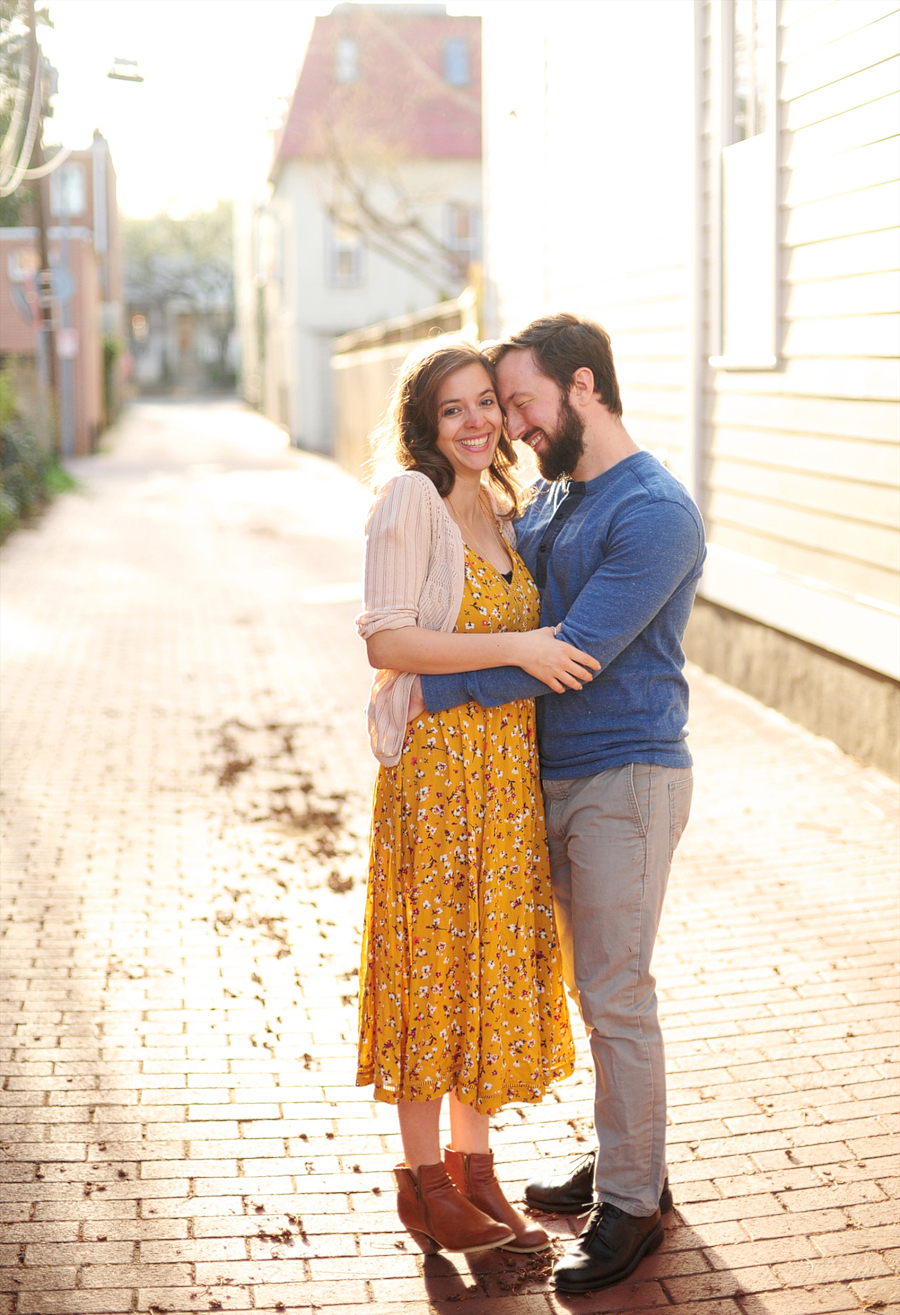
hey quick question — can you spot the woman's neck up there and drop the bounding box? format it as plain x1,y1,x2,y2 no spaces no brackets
445,473,483,524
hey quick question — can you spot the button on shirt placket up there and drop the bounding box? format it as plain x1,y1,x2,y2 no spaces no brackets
534,485,585,590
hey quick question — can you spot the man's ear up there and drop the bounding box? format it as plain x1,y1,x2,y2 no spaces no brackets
568,367,596,409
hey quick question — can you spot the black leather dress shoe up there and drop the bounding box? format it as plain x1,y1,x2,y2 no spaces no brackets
524,1149,673,1216
552,1200,664,1293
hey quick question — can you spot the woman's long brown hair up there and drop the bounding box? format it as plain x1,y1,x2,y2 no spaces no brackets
370,340,523,518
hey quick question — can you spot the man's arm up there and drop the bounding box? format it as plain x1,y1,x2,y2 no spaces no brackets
422,663,551,715
422,498,703,714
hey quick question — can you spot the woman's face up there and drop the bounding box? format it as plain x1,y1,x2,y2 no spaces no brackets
433,362,502,484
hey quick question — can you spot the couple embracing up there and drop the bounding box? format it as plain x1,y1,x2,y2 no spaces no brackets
354,313,706,1295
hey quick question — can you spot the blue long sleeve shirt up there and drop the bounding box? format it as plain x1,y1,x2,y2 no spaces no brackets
421,450,706,779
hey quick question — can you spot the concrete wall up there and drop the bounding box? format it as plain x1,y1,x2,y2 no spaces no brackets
686,598,899,780
331,294,477,482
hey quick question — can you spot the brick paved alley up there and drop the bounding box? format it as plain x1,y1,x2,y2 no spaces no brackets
1,399,897,1315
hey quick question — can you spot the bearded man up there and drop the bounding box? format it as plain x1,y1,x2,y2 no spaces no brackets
419,312,706,1294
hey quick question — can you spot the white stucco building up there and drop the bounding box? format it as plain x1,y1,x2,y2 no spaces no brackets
239,3,482,453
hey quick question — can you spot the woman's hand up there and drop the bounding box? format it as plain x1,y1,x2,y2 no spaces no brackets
515,627,600,692
406,676,426,723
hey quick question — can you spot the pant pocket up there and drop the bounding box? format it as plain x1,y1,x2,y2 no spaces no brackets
668,775,693,862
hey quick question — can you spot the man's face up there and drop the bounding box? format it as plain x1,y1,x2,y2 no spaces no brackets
496,349,585,481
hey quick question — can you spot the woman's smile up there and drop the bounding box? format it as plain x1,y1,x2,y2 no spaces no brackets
434,362,502,479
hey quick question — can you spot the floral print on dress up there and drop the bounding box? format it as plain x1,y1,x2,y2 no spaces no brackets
357,546,575,1115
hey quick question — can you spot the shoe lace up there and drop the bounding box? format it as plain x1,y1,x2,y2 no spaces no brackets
567,1149,596,1176
581,1201,623,1248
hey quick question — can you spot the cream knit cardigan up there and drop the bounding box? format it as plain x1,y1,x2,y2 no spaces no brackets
356,469,515,767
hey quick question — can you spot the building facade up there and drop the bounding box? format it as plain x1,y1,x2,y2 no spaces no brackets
479,0,899,775
238,2,482,453
0,131,122,454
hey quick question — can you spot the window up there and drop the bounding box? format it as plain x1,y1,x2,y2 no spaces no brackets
443,37,470,87
50,162,85,218
255,208,282,284
335,37,358,84
732,0,775,141
711,0,778,370
327,218,362,287
446,204,480,265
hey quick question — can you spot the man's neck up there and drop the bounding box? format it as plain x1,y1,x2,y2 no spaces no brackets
571,414,640,483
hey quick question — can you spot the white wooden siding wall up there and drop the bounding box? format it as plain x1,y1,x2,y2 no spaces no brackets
482,1,695,477
482,0,899,677
701,0,900,671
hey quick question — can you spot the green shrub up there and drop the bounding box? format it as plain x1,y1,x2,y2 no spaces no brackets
0,365,72,542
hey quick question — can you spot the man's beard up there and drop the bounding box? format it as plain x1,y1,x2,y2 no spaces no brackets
535,393,586,481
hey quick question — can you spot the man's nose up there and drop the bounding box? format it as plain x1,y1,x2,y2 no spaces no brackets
505,411,526,441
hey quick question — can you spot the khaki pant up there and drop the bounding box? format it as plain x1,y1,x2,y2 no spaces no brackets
543,762,693,1216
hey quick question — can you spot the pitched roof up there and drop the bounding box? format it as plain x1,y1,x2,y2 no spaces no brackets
271,4,481,176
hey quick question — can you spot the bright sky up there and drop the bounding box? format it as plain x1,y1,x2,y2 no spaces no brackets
41,0,486,219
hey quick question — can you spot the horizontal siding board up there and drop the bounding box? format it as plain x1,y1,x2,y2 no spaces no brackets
784,93,899,167
710,425,900,486
785,227,900,280
580,266,686,307
781,3,900,70
706,487,900,568
708,355,900,402
706,520,900,605
781,311,900,358
602,326,688,357
622,387,686,419
598,297,686,332
708,456,900,528
781,0,838,29
783,55,900,131
783,180,899,246
628,415,687,451
619,359,688,388
786,269,900,318
709,390,900,443
784,136,900,209
573,232,687,281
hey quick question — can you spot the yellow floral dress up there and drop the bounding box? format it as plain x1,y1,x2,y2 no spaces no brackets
357,546,575,1115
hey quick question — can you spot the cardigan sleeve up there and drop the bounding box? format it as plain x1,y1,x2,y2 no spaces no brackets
356,474,433,639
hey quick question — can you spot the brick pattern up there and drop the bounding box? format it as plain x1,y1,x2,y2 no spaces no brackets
1,400,897,1314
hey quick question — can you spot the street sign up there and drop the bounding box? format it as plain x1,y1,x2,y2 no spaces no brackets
56,327,79,359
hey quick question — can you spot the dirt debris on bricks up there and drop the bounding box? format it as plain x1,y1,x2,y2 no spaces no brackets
0,398,897,1315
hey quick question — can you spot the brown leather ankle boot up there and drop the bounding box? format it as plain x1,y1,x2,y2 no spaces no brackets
444,1147,551,1253
394,1161,515,1254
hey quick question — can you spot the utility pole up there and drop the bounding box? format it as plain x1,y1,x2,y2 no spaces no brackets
27,0,58,451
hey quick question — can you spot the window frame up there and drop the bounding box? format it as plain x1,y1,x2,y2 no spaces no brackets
709,0,780,372
326,215,363,289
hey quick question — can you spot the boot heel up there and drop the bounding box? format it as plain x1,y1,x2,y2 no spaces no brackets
406,1228,441,1254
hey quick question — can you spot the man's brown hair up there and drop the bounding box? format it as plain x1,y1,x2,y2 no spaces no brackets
490,312,623,417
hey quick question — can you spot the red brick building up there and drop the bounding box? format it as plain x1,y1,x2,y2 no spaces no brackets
0,131,123,454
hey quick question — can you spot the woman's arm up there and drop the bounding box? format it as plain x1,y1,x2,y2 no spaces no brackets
366,625,599,693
